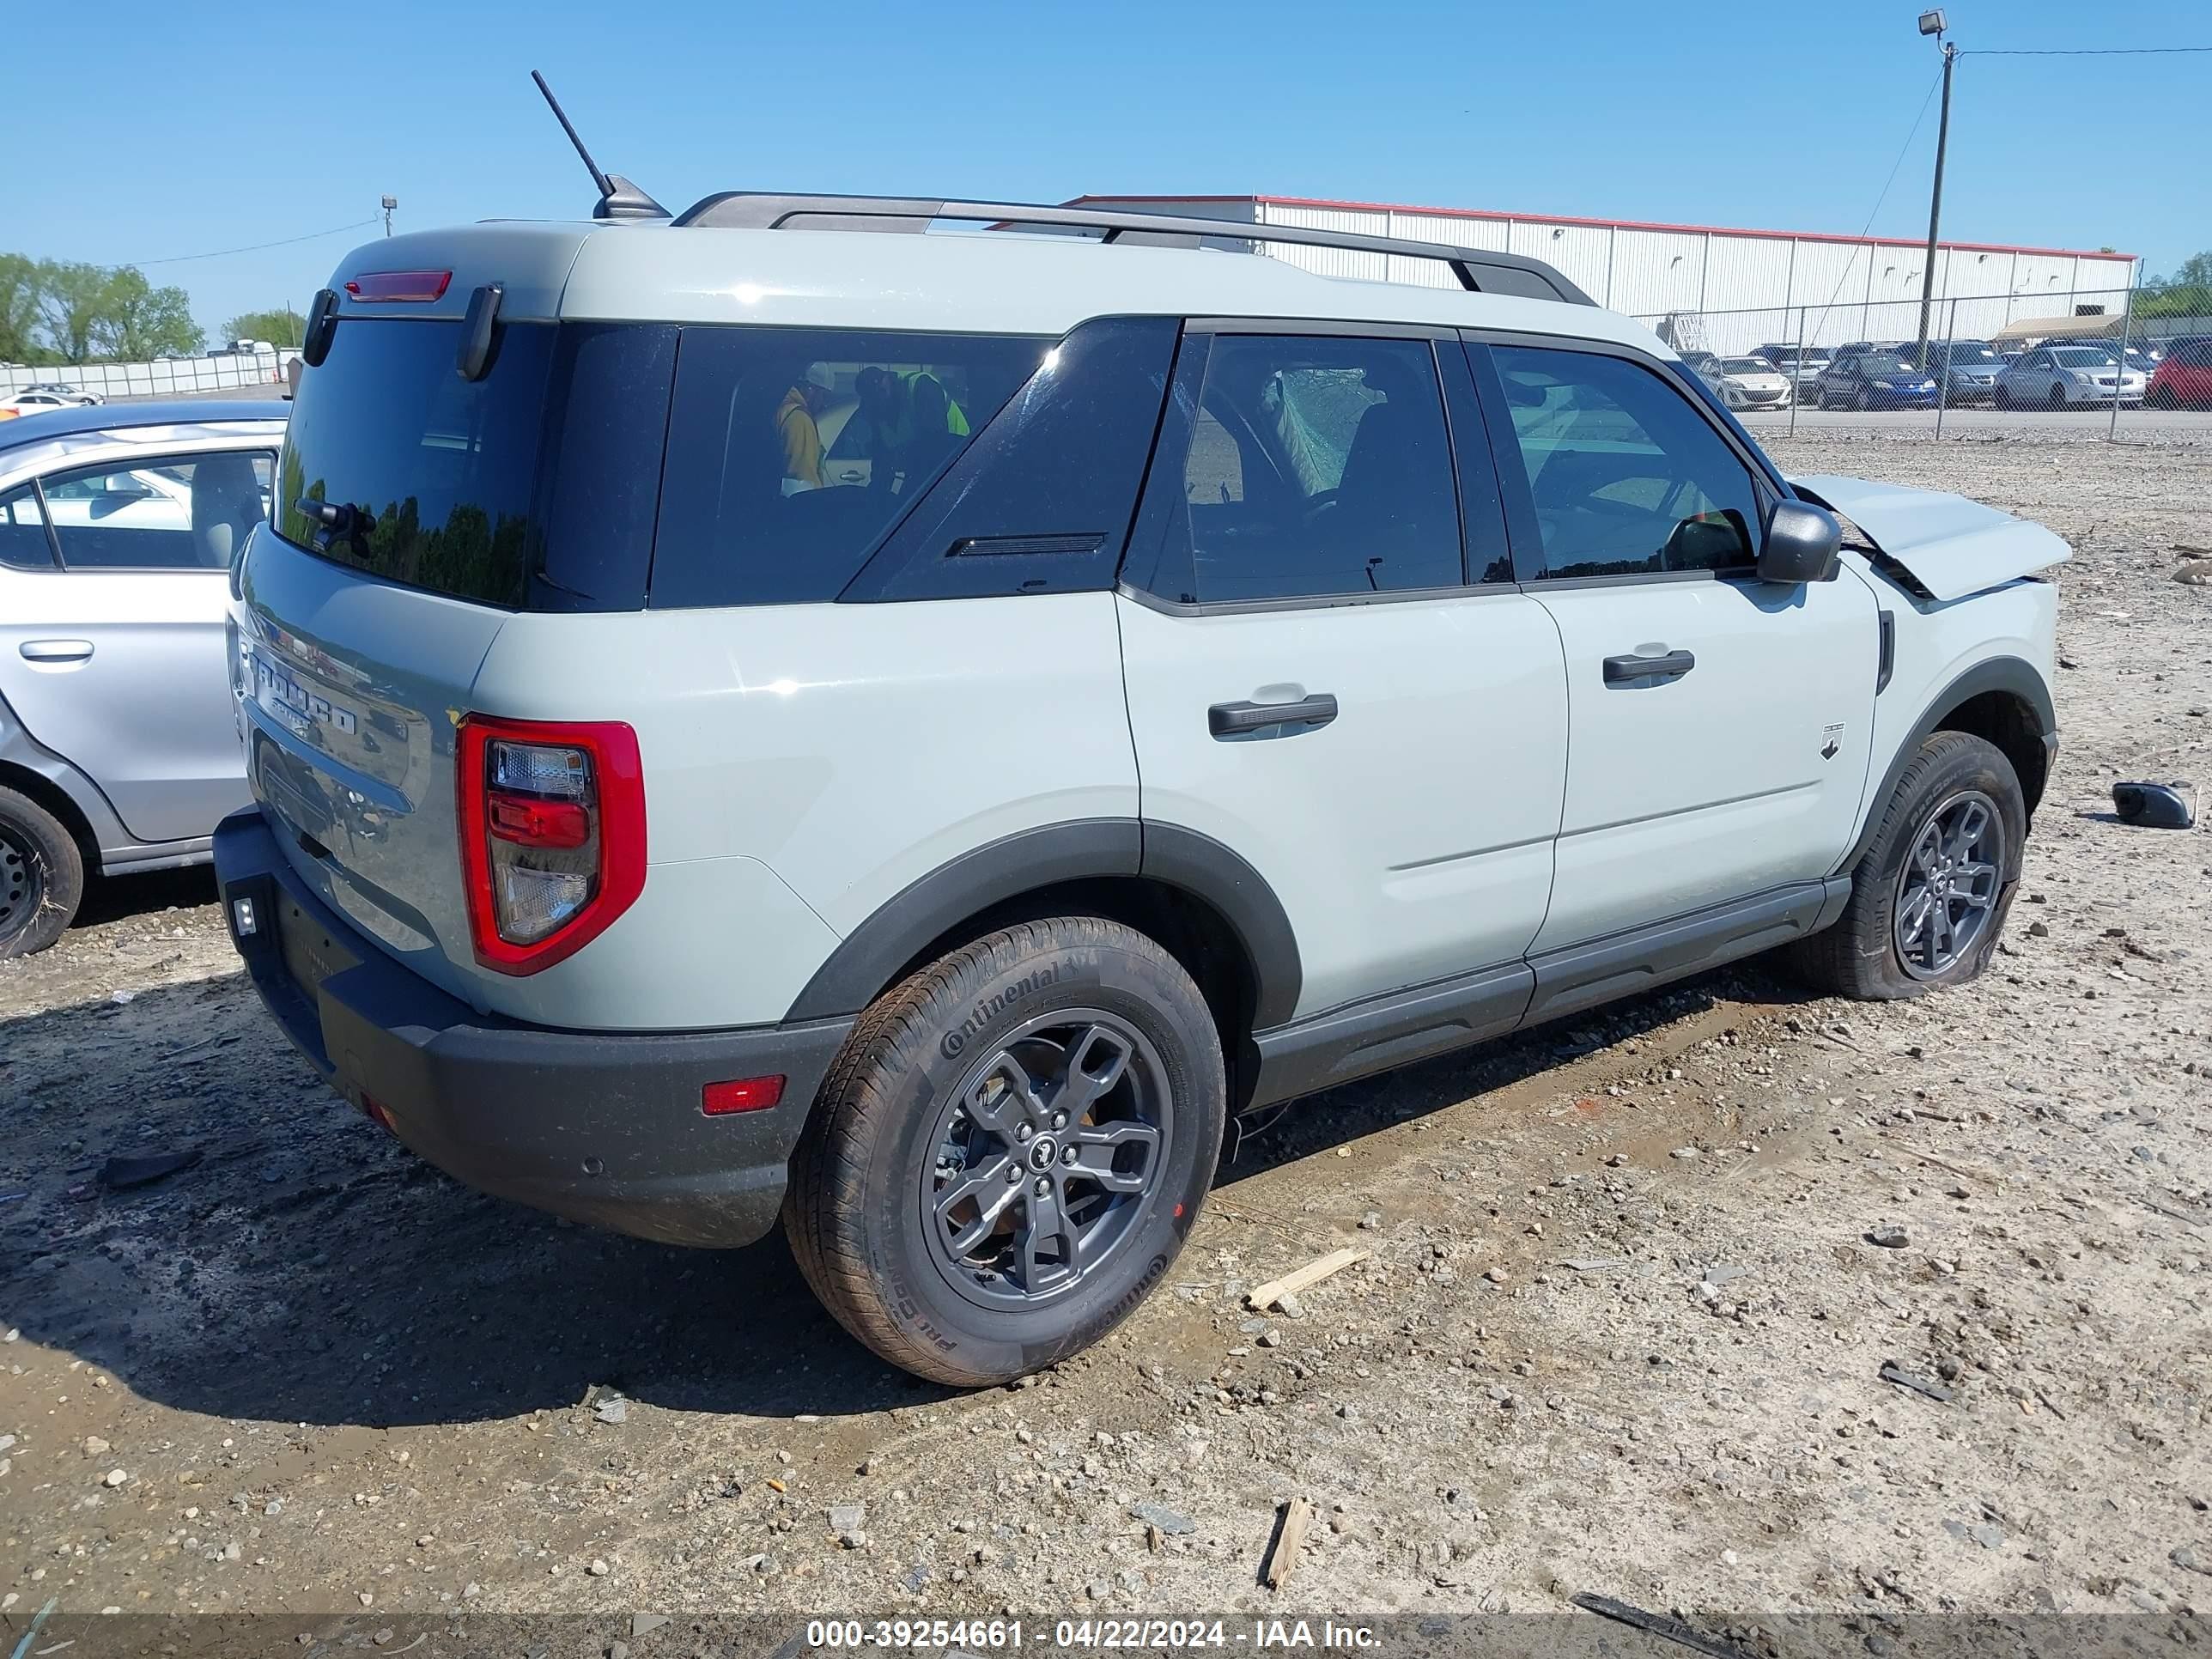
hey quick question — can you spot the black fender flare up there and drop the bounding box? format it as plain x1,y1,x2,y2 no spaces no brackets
783,817,1302,1029
1834,655,2056,877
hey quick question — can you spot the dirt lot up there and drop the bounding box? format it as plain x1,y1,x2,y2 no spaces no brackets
3,434,2209,1644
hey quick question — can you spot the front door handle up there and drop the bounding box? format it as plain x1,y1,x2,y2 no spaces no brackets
21,639,94,663
1209,695,1339,738
1602,650,1694,684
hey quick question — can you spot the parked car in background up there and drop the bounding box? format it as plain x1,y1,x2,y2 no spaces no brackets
1698,355,1793,410
15,383,101,406
2146,337,2212,409
1753,343,1832,397
1676,349,1719,378
1813,349,1939,410
1,392,82,421
2113,343,2160,380
1992,345,2145,409
1897,339,2004,404
0,401,286,956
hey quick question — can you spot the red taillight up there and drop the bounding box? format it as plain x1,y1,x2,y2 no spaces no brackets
343,269,453,303
702,1076,786,1116
456,715,646,975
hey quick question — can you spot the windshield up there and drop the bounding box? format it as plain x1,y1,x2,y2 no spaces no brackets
1943,342,2000,363
1862,355,1915,376
2051,348,2117,367
1719,358,1772,375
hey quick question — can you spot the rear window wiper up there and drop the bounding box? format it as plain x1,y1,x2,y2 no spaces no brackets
293,497,374,550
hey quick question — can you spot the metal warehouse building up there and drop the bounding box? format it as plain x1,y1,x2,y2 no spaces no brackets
1067,194,2138,353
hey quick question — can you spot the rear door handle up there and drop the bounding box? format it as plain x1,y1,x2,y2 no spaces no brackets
21,639,94,663
1602,650,1694,684
1208,695,1339,738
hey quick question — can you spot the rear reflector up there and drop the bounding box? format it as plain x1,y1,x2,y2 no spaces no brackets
344,269,453,303
702,1076,785,1115
488,792,591,849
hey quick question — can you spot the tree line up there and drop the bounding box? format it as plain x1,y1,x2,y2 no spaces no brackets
0,253,304,367
2137,251,2211,321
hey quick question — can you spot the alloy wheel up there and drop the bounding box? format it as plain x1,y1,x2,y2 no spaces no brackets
1892,789,2004,980
921,1008,1171,1311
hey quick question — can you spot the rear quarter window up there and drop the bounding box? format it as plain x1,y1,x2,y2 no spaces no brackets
648,328,1048,608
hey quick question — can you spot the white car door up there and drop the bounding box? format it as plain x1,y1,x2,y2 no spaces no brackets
1471,338,1877,955
0,449,272,844
1117,327,1568,1022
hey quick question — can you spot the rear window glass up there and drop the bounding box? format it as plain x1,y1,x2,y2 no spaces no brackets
648,328,1045,608
279,319,553,607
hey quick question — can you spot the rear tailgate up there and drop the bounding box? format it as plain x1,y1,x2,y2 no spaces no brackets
235,222,664,1012
239,533,506,1007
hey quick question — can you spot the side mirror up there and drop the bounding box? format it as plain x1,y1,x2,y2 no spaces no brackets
1759,500,1842,585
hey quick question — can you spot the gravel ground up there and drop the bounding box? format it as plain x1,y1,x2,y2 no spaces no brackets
1,434,2207,1644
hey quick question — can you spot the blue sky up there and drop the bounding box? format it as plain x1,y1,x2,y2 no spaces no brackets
16,0,2207,338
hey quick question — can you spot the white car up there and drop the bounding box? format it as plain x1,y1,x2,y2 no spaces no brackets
1,391,83,420
13,383,101,406
214,193,2066,1388
0,402,286,957
1699,355,1794,411
1993,345,2146,409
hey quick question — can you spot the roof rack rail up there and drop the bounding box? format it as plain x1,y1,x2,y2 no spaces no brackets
671,192,1597,307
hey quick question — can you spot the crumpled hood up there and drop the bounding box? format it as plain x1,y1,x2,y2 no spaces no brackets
1790,474,2071,603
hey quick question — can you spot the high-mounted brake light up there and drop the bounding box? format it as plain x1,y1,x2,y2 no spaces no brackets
457,715,646,975
343,269,453,303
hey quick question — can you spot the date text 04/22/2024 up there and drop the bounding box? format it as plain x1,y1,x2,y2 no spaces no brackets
803,1620,1383,1650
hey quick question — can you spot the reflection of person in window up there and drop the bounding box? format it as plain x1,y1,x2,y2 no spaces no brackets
855,367,969,492
777,364,837,495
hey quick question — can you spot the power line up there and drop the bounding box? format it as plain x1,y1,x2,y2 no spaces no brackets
1808,64,1945,338
112,217,380,270
1960,45,2212,56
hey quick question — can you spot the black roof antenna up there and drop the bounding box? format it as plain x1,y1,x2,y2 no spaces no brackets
530,70,668,221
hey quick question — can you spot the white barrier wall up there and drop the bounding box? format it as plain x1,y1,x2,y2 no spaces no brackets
4,349,300,401
1068,197,2140,347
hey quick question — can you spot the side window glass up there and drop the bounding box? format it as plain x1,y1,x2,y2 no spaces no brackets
1160,335,1462,604
1184,409,1244,505
1491,346,1762,580
651,327,1046,608
0,482,55,569
41,453,274,572
844,316,1178,603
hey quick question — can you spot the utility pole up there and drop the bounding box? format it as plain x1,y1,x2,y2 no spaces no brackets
1914,10,1955,358
381,195,398,237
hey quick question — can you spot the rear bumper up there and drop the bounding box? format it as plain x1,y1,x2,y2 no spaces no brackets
212,807,852,1248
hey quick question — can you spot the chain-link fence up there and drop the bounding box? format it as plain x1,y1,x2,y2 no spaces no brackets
1630,284,2211,443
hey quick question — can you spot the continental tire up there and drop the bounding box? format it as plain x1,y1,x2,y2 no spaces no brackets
785,917,1224,1386
0,786,84,959
1788,732,2026,1000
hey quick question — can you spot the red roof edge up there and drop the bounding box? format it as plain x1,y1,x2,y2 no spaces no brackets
1061,193,2136,264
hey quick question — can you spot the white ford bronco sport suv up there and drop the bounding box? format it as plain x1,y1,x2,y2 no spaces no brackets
216,191,2063,1386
